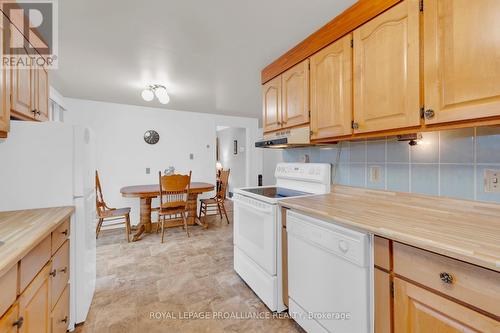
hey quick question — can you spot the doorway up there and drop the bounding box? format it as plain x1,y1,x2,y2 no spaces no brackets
216,126,247,197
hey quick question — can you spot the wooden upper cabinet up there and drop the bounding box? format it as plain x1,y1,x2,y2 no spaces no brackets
0,20,10,137
423,0,500,124
281,59,309,129
353,0,420,134
262,76,282,133
310,34,352,140
34,67,49,121
394,277,499,333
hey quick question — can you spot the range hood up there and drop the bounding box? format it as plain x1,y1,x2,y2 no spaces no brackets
255,126,311,148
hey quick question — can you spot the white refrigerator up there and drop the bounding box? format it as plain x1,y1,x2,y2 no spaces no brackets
0,121,97,330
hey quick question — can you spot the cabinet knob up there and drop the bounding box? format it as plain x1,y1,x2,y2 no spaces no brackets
424,109,435,119
439,272,454,284
62,229,68,236
352,122,360,130
60,316,68,324
59,267,68,274
49,269,57,277
12,317,24,328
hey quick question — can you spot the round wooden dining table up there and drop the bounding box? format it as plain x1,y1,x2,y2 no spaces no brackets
120,182,214,241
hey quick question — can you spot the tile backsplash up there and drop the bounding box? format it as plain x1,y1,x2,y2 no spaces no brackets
282,127,500,203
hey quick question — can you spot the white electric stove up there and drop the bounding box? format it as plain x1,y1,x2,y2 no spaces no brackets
233,163,331,312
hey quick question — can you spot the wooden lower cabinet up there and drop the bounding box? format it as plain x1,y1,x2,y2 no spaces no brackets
0,303,19,333
19,263,51,333
50,286,69,333
394,277,499,333
374,268,391,333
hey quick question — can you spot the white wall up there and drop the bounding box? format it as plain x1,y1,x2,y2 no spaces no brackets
262,148,283,185
217,127,246,193
65,98,261,224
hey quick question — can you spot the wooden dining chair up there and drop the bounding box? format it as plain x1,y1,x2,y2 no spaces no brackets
199,169,230,226
95,171,132,242
158,171,192,243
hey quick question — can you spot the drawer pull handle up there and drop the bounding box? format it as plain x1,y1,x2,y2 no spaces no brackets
60,316,68,324
62,229,68,236
49,269,57,277
13,317,24,328
59,267,68,274
439,272,454,284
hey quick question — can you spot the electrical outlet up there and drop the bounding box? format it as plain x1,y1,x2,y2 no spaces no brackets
146,168,150,174
369,165,381,183
484,169,500,193
189,153,194,160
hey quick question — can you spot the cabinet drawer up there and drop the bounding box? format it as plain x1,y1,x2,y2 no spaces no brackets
51,240,69,309
0,264,17,317
51,284,69,333
393,242,500,318
51,219,70,255
19,235,51,293
374,236,390,270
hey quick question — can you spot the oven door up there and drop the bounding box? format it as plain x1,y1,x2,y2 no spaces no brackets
233,193,277,276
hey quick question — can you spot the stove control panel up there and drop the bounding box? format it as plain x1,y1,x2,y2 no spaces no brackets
275,163,331,184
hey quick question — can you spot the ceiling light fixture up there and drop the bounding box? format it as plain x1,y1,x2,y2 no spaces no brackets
141,85,170,104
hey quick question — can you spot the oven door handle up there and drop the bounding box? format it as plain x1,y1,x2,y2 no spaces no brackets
233,198,273,215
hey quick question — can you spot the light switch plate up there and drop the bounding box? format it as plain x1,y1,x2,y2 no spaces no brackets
146,167,151,174
484,169,500,193
189,153,194,160
369,165,381,183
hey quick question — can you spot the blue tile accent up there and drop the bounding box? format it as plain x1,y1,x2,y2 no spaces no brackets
411,164,439,196
319,147,339,164
339,141,350,163
350,141,366,163
387,139,409,163
410,132,439,163
387,164,410,192
440,128,474,164
349,163,366,187
440,164,475,200
476,127,500,164
335,163,350,185
367,140,386,163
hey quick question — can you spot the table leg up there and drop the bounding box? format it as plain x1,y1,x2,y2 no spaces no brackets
187,193,207,228
133,197,152,241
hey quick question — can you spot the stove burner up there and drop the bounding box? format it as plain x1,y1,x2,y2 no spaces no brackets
241,187,311,199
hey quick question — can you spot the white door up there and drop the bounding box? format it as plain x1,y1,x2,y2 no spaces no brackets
233,194,277,275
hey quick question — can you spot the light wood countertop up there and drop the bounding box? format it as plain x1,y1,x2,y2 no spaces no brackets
0,206,74,276
279,186,500,272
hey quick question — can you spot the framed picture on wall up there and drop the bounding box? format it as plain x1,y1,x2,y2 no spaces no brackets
233,140,238,155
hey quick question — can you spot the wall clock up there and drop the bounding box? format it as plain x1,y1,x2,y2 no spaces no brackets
144,130,160,145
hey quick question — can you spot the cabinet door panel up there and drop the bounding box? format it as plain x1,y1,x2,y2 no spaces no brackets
0,303,19,333
310,34,352,139
394,278,499,333
35,67,49,121
354,0,420,133
282,59,309,129
10,24,33,120
262,76,282,132
424,0,500,124
0,20,10,136
19,264,50,333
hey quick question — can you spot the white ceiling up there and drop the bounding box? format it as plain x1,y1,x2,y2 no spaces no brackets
51,0,356,119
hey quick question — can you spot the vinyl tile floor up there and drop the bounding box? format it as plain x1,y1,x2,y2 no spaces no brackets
74,201,304,333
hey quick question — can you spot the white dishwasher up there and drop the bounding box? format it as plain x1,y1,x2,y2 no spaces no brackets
286,210,373,333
